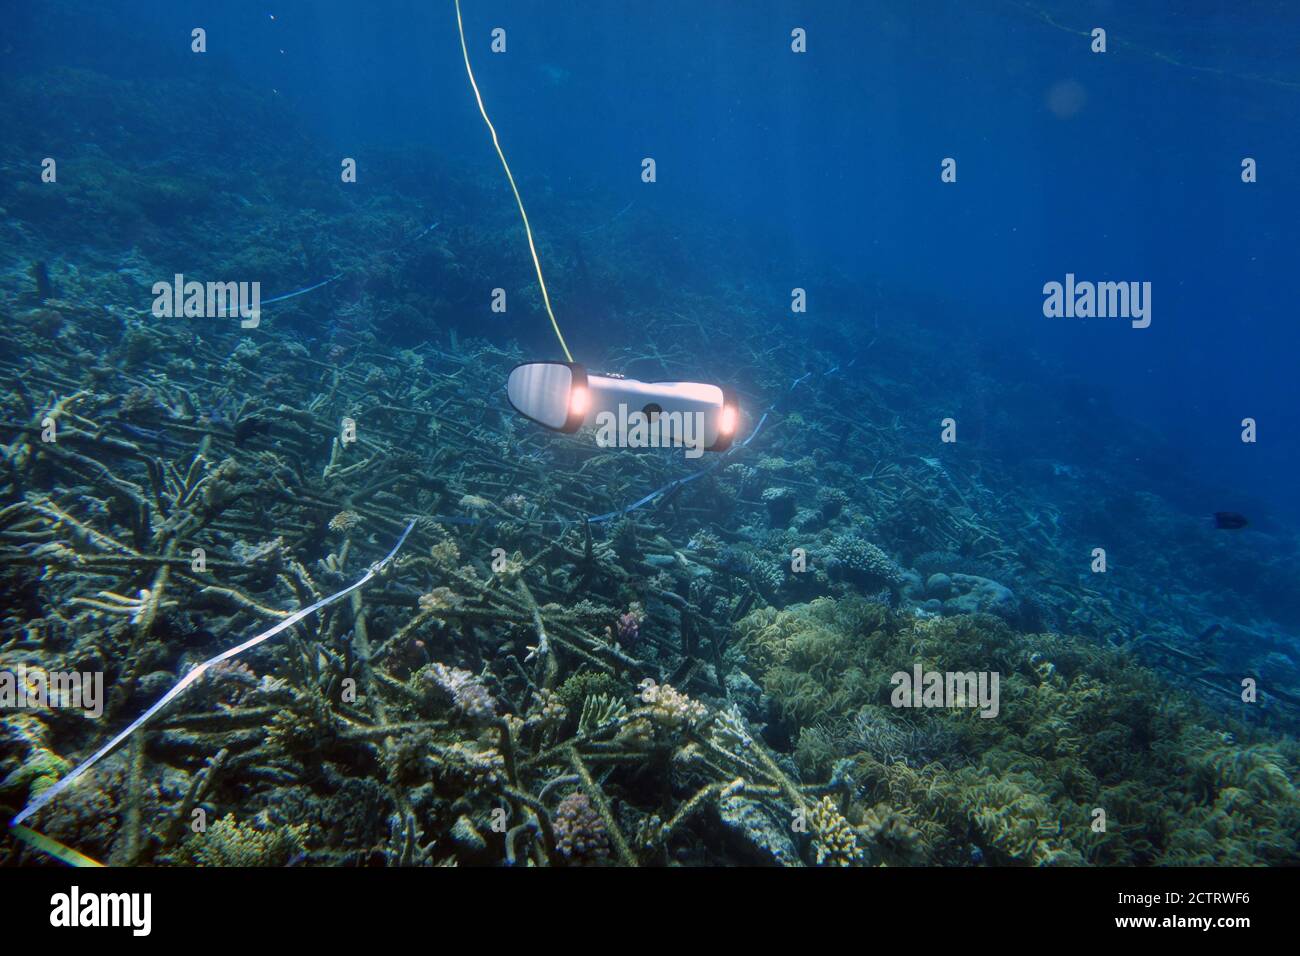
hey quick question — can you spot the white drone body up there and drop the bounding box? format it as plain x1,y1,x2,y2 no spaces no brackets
506,362,740,454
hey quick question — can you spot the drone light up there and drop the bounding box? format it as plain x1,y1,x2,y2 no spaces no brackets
718,404,737,436
569,385,589,417
703,388,741,452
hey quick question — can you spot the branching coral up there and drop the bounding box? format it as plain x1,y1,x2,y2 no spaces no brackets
552,792,610,864
807,796,864,866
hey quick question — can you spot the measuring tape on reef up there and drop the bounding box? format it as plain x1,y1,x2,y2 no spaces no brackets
212,221,439,318
10,825,105,867
7,521,417,847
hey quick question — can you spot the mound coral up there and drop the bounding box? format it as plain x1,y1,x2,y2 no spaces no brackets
825,535,905,592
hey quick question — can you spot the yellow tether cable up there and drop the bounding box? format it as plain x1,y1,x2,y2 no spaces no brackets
454,0,574,362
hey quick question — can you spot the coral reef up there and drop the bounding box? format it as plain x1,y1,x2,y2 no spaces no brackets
736,600,1300,866
0,65,1295,871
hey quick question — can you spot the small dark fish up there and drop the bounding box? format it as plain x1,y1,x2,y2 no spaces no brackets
1195,622,1224,644
233,416,271,446
835,422,851,453
1213,512,1249,530
30,260,54,302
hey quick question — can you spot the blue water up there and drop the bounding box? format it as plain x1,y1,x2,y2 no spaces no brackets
21,0,1295,524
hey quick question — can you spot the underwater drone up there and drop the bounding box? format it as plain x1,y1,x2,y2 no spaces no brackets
449,1,740,457
506,362,740,456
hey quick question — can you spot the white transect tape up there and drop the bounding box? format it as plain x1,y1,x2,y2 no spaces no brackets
9,519,417,828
